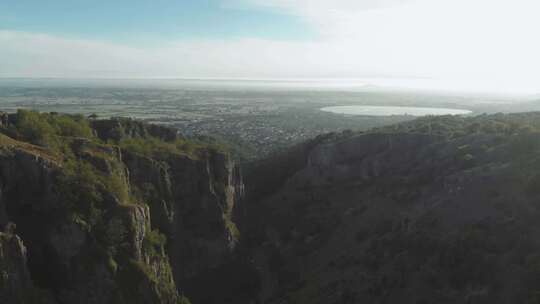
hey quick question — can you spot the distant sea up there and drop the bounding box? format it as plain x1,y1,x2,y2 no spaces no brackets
321,105,472,116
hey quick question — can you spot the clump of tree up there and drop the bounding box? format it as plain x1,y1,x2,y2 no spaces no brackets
7,109,94,151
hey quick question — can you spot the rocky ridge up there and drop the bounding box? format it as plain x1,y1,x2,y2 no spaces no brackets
240,112,540,304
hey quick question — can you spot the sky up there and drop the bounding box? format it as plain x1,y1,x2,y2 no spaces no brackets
1,0,540,94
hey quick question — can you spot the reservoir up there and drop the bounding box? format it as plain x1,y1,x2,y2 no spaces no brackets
321,105,472,116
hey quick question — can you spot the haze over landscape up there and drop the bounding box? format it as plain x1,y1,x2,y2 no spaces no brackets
2,1,540,304
2,0,540,94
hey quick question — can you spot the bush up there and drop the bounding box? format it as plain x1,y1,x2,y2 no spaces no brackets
52,113,93,138
55,159,104,223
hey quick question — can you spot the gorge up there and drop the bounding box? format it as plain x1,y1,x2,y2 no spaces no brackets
3,110,540,304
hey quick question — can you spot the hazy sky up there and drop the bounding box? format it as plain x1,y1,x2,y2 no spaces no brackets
1,0,540,93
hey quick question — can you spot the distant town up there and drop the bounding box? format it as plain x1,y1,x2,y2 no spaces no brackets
0,85,535,160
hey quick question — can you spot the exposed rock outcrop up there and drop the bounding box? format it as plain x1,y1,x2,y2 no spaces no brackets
122,143,248,303
0,233,35,303
90,117,255,303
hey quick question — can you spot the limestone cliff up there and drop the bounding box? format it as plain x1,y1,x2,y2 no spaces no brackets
0,111,245,304
0,232,49,303
96,118,253,303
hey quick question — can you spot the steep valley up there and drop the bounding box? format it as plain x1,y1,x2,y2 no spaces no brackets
3,111,540,303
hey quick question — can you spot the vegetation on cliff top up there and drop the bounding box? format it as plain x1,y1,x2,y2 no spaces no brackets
117,136,224,159
7,109,93,152
3,109,224,158
0,110,222,304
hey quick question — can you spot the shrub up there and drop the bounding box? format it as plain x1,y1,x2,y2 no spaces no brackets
143,229,167,256
56,158,130,222
55,159,104,223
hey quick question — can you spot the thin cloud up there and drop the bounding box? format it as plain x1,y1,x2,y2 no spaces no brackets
0,30,363,79
2,0,540,94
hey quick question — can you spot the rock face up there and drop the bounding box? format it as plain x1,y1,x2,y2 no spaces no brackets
0,135,184,304
120,138,251,304
0,233,35,303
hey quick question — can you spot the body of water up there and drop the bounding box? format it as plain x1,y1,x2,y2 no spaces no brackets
321,105,472,116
